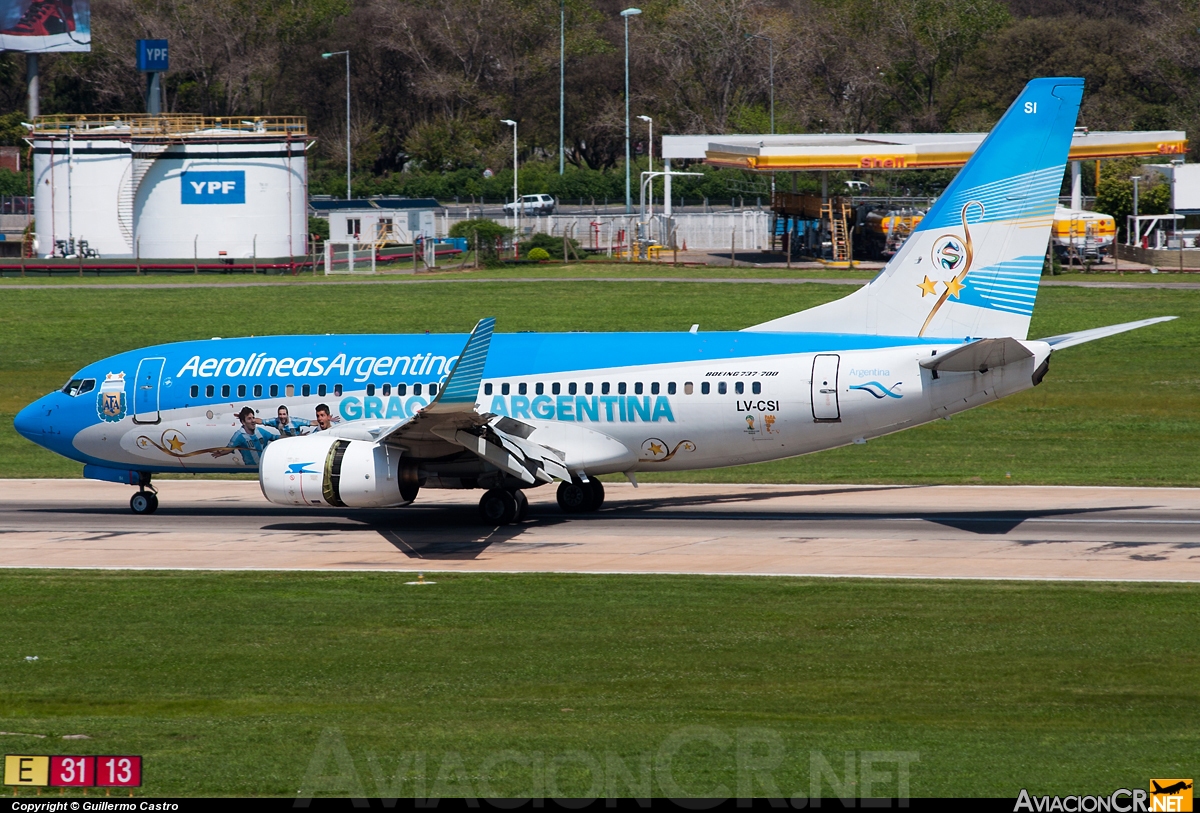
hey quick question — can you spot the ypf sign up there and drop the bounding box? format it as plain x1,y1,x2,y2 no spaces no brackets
181,170,246,204
136,39,169,72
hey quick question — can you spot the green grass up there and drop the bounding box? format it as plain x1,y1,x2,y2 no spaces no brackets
1,281,1195,483
0,571,1196,797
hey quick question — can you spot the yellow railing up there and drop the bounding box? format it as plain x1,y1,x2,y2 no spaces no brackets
31,114,307,138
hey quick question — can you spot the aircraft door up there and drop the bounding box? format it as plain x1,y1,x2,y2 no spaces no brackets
132,357,166,424
811,354,841,421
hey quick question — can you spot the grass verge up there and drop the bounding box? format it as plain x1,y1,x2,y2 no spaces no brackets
0,571,1196,797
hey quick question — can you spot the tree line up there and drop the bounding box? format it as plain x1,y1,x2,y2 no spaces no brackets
0,0,1196,210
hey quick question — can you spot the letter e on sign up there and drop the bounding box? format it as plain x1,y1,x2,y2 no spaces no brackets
50,755,96,786
4,754,49,785
96,755,143,787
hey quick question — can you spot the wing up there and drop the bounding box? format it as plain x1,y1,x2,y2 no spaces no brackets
339,317,572,485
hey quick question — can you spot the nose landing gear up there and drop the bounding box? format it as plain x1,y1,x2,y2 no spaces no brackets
130,488,159,515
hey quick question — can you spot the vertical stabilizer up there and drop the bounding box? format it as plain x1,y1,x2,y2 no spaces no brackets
747,78,1084,339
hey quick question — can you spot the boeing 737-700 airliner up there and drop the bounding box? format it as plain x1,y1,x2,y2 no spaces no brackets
14,78,1175,522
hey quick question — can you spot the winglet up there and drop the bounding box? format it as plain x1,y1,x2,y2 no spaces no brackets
432,317,495,407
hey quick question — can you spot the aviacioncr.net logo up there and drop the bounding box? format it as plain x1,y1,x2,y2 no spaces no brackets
931,235,966,272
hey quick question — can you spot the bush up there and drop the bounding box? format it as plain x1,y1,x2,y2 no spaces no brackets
448,218,513,263
527,247,551,261
520,231,580,260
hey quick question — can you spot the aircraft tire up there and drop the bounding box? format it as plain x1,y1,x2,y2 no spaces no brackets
513,489,529,522
479,488,518,525
588,479,605,511
130,492,158,515
399,483,420,503
556,480,591,514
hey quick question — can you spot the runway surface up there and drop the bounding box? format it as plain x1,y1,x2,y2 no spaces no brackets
0,480,1197,581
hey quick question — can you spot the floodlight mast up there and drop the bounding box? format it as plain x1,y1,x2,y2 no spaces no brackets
502,119,519,252
621,8,642,214
322,51,352,201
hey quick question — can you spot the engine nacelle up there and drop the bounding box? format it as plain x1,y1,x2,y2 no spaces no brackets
259,435,420,508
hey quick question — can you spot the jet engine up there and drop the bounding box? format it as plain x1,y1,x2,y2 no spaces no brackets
259,435,421,508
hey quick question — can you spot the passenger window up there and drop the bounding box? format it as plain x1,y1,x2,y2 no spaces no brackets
569,382,577,395
684,382,693,395
382,384,391,396
502,383,510,395
367,384,375,396
585,382,593,395
618,382,627,395
668,382,676,395
78,379,95,395
237,384,246,398
552,382,561,395
190,385,199,398
520,382,529,395
535,383,543,395
414,383,423,396
255,384,263,397
270,384,278,397
752,381,761,394
484,383,493,395
397,383,407,396
701,382,710,395
318,384,326,397
634,382,643,395
430,384,438,397
303,384,311,397
651,382,659,395
286,384,295,397
334,384,342,396
221,384,230,398
718,382,727,395
206,385,215,398
735,381,744,395
602,382,610,395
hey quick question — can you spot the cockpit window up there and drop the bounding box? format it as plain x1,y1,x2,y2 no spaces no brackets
61,378,95,397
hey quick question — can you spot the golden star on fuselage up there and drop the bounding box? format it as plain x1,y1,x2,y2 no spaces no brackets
167,435,185,452
943,276,965,298
648,442,664,456
917,275,938,297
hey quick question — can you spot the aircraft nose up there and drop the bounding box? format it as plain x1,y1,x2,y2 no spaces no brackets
14,398,52,442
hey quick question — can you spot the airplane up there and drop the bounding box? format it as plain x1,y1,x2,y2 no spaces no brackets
1152,781,1193,796
14,77,1176,522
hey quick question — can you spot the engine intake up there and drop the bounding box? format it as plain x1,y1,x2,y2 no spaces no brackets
259,435,420,508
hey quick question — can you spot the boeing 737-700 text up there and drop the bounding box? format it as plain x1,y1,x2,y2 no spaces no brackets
14,78,1176,522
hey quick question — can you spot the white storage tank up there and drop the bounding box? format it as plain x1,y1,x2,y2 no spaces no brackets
30,115,308,260
32,121,133,258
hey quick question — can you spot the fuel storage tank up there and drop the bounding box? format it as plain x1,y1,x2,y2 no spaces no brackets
31,115,308,260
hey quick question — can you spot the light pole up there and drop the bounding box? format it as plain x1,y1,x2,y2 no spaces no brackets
621,7,642,214
502,119,519,253
559,0,565,175
1130,175,1141,246
637,114,652,216
746,34,774,134
322,50,351,200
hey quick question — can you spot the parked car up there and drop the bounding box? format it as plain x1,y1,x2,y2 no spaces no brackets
503,194,556,215
844,180,871,194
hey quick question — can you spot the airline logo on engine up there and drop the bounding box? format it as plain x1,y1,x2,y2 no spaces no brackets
181,171,246,204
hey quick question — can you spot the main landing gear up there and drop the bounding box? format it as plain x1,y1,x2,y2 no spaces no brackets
478,488,529,525
129,479,159,515
556,478,604,514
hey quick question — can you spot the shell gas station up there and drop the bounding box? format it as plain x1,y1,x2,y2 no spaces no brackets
660,129,1189,266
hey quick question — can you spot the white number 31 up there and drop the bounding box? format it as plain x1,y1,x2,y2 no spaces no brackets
1024,102,1038,114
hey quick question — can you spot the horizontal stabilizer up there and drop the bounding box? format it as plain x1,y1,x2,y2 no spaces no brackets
1039,316,1177,350
920,337,1032,373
